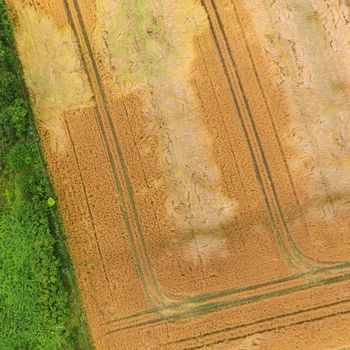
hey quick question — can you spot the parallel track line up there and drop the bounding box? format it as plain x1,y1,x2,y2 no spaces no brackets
182,308,350,350
200,0,298,270
63,0,156,303
103,272,350,336
65,119,117,308
204,0,337,269
166,297,350,346
69,0,164,302
229,0,346,265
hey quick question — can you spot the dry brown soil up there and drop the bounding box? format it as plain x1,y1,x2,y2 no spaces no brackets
8,0,350,349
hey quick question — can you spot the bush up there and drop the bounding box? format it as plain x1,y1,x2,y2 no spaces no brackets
0,41,16,69
2,98,29,137
5,143,32,172
0,70,18,106
0,213,69,350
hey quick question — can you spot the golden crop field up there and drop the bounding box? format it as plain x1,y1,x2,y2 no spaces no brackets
8,0,350,348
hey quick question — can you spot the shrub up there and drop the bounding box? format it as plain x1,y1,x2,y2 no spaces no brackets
0,70,18,106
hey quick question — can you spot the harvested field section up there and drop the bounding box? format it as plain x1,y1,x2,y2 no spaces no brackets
8,0,350,349
94,0,237,231
10,3,93,151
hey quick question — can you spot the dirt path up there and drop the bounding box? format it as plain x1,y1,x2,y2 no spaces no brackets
8,0,350,348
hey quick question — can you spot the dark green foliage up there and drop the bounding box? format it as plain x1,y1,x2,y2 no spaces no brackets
0,211,68,350
6,142,32,171
0,3,12,44
1,98,29,137
0,2,92,349
0,70,18,104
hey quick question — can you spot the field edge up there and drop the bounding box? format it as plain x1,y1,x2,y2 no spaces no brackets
3,2,95,349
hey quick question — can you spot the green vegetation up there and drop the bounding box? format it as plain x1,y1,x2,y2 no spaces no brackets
0,2,93,349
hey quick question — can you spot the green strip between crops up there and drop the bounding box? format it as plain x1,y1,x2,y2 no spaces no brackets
0,2,94,349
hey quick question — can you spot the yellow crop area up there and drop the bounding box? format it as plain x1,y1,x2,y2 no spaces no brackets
6,0,350,349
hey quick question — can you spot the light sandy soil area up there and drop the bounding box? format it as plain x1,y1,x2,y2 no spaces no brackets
7,0,350,349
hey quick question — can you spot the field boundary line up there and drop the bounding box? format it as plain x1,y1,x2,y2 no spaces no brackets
7,2,95,345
